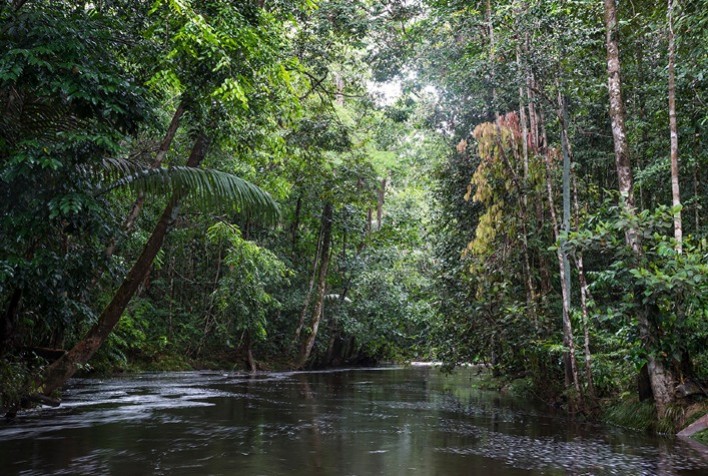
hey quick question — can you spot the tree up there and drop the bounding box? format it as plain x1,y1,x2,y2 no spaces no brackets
603,0,678,417
667,0,682,252
0,0,303,398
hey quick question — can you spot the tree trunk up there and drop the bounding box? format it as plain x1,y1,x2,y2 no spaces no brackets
105,101,186,258
486,0,497,116
294,223,322,341
542,122,580,401
291,194,302,254
557,89,582,401
245,333,257,374
376,177,387,230
40,133,210,397
603,0,676,416
603,0,638,241
526,50,539,154
667,0,682,253
517,45,529,181
572,173,596,400
297,202,333,368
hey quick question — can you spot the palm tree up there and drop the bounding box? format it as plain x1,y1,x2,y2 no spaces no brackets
40,134,279,397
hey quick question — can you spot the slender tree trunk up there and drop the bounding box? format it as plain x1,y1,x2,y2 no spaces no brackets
603,0,676,416
376,177,387,231
294,225,323,341
604,0,638,246
245,333,257,374
572,173,596,400
517,46,529,181
518,68,543,308
526,49,539,154
667,0,682,253
557,89,582,401
291,195,302,254
486,0,496,115
542,119,580,400
41,133,211,397
297,202,333,368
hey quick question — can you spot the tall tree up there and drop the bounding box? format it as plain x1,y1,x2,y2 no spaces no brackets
667,0,682,252
603,0,677,416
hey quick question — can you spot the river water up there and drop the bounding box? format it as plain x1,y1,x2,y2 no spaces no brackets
0,367,706,475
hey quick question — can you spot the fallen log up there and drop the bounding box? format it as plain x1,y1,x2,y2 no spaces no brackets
678,413,708,438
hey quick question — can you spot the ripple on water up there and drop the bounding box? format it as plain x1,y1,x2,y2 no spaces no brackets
3,368,707,476
436,418,707,475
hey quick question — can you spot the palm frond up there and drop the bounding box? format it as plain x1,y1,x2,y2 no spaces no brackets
0,89,85,146
101,166,280,222
100,155,152,177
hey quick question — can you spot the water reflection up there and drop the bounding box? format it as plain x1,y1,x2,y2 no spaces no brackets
0,367,706,475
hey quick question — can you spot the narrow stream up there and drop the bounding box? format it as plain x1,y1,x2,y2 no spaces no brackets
1,367,706,475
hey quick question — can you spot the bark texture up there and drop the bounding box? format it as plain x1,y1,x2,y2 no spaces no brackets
557,90,581,400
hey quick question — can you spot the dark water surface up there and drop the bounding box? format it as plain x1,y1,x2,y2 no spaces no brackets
1,367,706,475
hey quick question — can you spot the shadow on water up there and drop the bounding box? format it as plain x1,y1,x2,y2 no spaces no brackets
0,367,706,475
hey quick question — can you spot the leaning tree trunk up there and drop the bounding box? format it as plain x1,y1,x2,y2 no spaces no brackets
603,0,676,417
297,202,333,369
41,133,210,397
104,101,186,259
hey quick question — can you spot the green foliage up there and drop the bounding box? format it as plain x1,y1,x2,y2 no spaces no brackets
0,0,154,353
693,429,708,444
1,0,705,435
568,204,708,371
0,354,45,411
207,222,291,347
104,166,280,222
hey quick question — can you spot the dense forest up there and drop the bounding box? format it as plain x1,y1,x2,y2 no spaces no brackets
1,0,706,434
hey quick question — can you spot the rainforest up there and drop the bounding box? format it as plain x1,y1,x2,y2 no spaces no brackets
1,0,707,446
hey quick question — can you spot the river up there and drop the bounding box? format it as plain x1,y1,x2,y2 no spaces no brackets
0,367,706,475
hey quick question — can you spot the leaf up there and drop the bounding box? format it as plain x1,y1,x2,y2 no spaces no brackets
101,166,280,222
